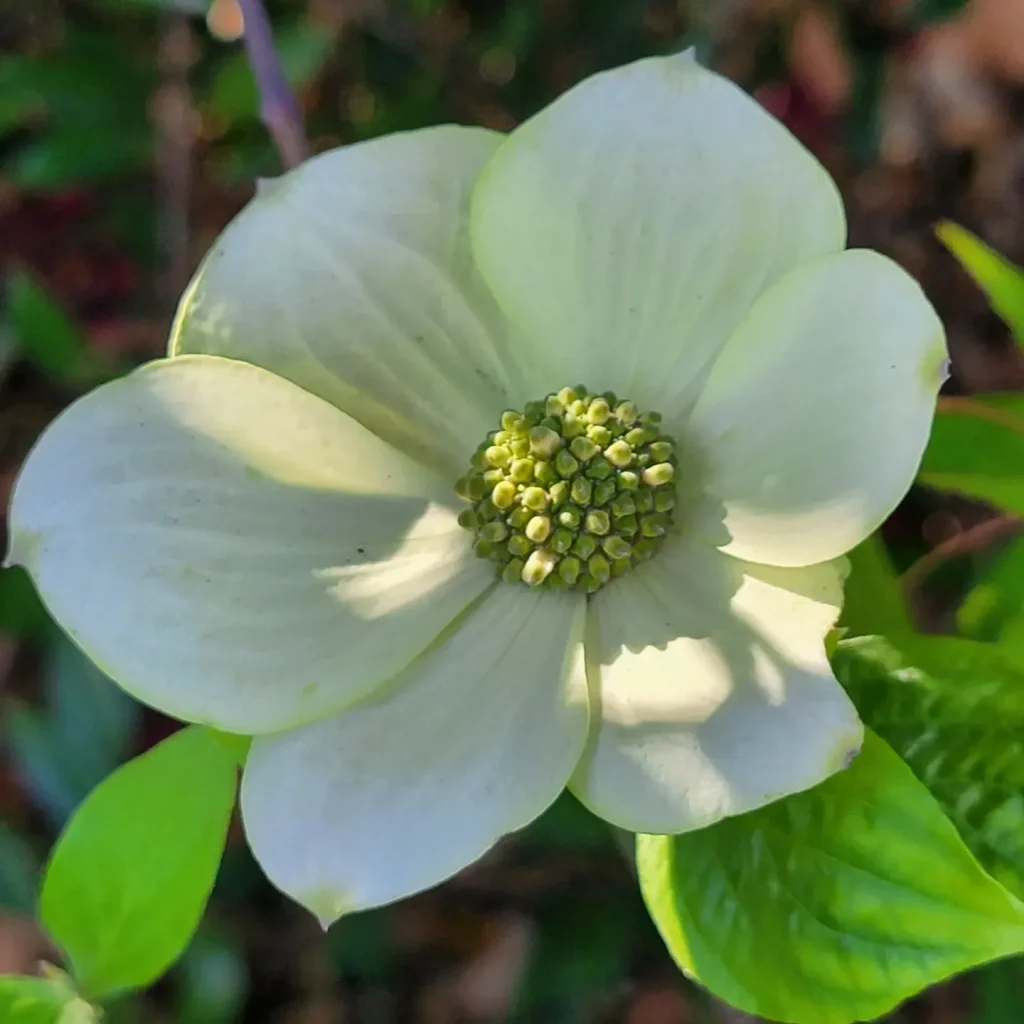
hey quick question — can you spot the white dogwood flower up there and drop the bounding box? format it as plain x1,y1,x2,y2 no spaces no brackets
6,54,946,925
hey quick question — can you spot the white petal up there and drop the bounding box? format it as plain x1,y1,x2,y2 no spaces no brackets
470,53,845,418
7,356,491,733
691,249,947,567
571,539,862,834
241,585,588,922
171,127,531,480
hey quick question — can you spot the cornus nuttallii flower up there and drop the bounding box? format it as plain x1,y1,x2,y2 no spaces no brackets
6,54,946,924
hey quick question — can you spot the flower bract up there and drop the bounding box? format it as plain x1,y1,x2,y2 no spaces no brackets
6,53,946,925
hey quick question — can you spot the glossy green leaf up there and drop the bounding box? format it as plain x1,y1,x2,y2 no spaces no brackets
637,731,1024,1024
40,726,237,998
919,395,1024,514
938,221,1024,346
840,534,915,638
835,634,1024,901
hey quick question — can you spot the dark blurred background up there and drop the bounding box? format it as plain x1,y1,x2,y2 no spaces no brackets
3,1,1024,1021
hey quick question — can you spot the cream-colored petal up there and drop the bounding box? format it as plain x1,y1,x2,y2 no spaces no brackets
7,356,491,733
171,127,532,480
691,249,946,567
241,585,588,923
571,539,862,834
471,53,845,419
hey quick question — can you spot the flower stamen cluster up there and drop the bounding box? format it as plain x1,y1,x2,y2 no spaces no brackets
456,387,678,593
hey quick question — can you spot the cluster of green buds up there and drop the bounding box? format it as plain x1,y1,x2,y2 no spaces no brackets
455,386,678,593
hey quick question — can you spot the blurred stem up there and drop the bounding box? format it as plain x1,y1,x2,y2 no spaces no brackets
238,0,308,168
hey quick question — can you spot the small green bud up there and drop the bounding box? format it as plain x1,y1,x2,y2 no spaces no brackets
584,509,611,536
593,479,617,507
485,445,512,468
580,573,602,594
477,498,500,522
569,436,599,462
492,480,517,509
586,398,611,424
493,430,512,445
604,439,633,467
588,554,611,584
510,437,531,458
480,520,509,543
457,508,478,530
585,456,613,480
606,419,626,438
482,468,504,488
534,460,557,486
587,424,611,447
614,401,638,425
522,548,557,586
467,474,488,500
640,410,662,426
561,411,585,438
617,514,639,537
509,458,534,484
502,558,526,584
569,398,587,417
558,504,583,529
474,539,495,558
549,480,570,508
501,410,524,432
558,556,582,585
648,440,674,463
610,493,636,518
507,533,532,558
522,486,549,511
635,488,654,512
570,476,593,506
572,534,598,560
530,425,563,459
525,515,552,544
643,463,675,487
455,475,473,500
625,427,647,447
640,512,668,538
554,449,580,478
551,528,574,554
654,489,676,512
611,557,632,577
508,505,533,529
545,395,564,418
602,535,632,561
524,400,546,423
470,449,489,471
633,538,659,561
618,470,640,491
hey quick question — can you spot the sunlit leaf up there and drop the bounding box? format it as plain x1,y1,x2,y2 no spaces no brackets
638,732,1024,1024
40,727,237,998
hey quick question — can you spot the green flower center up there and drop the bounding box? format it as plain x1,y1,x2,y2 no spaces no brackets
455,386,678,593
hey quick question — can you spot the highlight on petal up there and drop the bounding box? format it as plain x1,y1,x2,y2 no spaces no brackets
571,538,862,835
471,52,845,422
241,585,588,923
691,248,947,568
7,355,492,734
170,126,532,480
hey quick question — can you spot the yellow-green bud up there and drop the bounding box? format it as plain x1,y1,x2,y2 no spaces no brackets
485,445,512,468
522,486,549,511
555,450,580,478
525,515,552,544
605,439,633,467
602,535,632,561
585,510,611,536
530,425,563,459
509,458,534,484
492,480,517,509
558,556,582,585
648,440,674,463
643,463,675,487
522,548,557,586
570,476,593,506
508,534,532,558
586,398,610,424
587,424,611,447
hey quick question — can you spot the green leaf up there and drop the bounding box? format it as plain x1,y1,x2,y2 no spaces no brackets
840,534,915,638
957,536,1024,662
40,727,237,999
835,634,1024,902
0,976,74,1024
637,731,1024,1024
908,0,970,26
5,272,90,379
0,825,39,913
919,395,1024,513
938,221,1024,346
